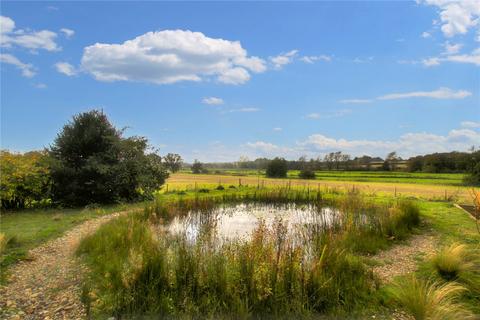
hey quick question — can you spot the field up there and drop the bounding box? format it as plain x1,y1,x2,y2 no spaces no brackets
193,169,466,186
169,172,472,202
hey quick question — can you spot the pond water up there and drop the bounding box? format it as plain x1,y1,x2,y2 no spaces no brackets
161,203,341,242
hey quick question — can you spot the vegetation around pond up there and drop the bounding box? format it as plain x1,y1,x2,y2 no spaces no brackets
77,188,423,318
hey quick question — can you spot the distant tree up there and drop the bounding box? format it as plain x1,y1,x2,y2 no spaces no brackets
49,110,168,206
237,156,250,169
192,160,204,174
324,153,335,170
0,150,51,209
465,150,480,186
386,152,399,171
266,157,288,178
299,168,316,179
163,153,183,173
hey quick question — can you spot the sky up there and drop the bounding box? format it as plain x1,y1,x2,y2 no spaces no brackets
1,1,479,162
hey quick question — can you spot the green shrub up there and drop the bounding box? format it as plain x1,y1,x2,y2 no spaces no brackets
299,169,316,179
216,185,225,190
266,158,288,178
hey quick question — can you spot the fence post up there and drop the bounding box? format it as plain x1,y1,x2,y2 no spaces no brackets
394,186,397,197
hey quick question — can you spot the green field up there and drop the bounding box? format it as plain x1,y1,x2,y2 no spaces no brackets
186,169,466,186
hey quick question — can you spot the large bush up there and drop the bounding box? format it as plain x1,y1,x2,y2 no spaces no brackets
49,110,168,206
266,157,288,178
0,150,51,209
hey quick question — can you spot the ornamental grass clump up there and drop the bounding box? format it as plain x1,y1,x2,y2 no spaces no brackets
389,276,472,320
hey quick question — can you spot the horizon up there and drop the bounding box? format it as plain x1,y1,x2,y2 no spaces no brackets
1,1,479,162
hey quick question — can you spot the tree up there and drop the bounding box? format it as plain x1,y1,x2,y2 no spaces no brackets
386,152,399,171
465,151,480,186
266,157,288,178
49,110,168,206
0,150,51,209
192,160,204,174
163,153,183,173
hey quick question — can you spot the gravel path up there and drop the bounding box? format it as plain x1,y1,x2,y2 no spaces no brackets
372,233,436,284
0,212,124,320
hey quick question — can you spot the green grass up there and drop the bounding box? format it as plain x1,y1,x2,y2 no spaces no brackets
77,188,422,318
181,169,466,186
0,202,145,282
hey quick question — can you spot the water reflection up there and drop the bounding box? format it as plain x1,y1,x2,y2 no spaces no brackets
161,203,341,243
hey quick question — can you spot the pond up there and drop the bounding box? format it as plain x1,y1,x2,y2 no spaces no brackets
160,203,342,243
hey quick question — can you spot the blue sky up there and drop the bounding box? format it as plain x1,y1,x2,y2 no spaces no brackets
1,1,479,162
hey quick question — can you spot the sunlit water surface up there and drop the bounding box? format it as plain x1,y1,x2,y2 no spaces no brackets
159,203,342,243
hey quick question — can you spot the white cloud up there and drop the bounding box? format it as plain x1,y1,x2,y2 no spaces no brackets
340,87,471,103
34,83,47,89
422,47,480,66
353,56,374,63
202,96,224,105
442,41,462,55
300,55,331,64
421,31,432,38
378,87,471,100
299,128,480,158
273,127,283,132
461,121,480,128
229,107,260,113
422,57,441,66
0,16,59,52
80,30,266,85
306,109,351,119
269,50,298,69
423,0,480,37
0,16,15,34
0,53,36,77
54,62,77,76
60,28,74,38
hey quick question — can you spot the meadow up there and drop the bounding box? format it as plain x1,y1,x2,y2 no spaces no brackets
74,186,479,319
1,175,478,319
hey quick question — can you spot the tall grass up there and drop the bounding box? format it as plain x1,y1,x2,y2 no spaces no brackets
429,243,480,299
389,276,472,320
78,188,422,318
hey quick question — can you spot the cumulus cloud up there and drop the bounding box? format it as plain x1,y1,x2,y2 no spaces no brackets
269,50,298,69
0,16,59,52
341,87,471,103
202,97,224,105
60,28,74,38
80,30,266,85
423,0,480,38
300,55,331,64
0,53,36,77
54,62,77,76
